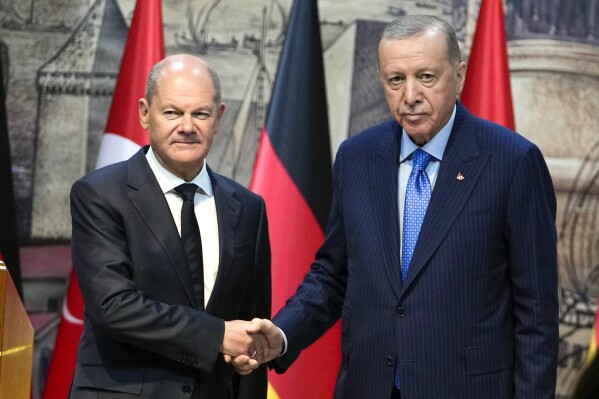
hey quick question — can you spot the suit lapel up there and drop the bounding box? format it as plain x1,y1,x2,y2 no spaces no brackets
369,122,403,298
205,169,241,314
400,105,490,295
126,148,199,308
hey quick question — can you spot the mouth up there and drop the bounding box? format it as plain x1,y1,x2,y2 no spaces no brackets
173,141,199,145
402,113,426,121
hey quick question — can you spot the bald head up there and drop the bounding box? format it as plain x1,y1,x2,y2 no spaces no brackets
145,54,222,106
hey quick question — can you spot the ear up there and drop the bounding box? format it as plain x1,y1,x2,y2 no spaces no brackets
455,61,467,98
139,98,150,129
214,102,226,132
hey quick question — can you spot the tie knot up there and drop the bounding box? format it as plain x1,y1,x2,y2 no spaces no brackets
175,183,198,202
412,149,431,171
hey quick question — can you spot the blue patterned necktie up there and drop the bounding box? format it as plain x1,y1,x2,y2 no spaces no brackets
401,149,432,281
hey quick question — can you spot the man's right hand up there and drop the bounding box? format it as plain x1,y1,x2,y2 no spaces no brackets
221,320,264,364
223,319,284,375
245,318,284,363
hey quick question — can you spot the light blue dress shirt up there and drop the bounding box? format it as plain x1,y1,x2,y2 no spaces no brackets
398,105,457,257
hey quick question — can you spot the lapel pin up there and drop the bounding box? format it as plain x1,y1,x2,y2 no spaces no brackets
456,173,465,181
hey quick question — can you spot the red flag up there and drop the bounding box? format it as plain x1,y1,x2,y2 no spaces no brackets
95,0,164,167
42,1,164,397
41,274,85,398
460,0,515,130
250,1,338,398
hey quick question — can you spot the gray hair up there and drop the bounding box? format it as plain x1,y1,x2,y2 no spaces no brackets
144,59,222,106
380,15,462,65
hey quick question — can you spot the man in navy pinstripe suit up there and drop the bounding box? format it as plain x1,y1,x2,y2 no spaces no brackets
237,15,559,399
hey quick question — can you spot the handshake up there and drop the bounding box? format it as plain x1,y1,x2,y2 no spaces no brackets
221,318,284,375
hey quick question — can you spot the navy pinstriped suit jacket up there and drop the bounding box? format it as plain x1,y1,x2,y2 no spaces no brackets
273,102,558,398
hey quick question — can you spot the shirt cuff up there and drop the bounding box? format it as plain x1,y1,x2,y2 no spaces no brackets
278,327,288,356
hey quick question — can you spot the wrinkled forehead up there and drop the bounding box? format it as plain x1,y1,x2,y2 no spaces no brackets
378,31,449,60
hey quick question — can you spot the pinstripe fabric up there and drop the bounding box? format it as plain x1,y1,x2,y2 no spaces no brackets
273,102,558,399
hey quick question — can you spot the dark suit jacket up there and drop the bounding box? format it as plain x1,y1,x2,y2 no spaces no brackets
69,147,271,399
273,103,558,399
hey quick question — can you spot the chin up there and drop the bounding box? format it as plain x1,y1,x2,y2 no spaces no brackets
404,128,432,145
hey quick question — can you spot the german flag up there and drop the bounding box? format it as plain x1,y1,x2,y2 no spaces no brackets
249,0,338,397
0,40,22,298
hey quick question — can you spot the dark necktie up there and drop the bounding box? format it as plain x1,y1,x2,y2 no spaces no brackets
175,183,204,310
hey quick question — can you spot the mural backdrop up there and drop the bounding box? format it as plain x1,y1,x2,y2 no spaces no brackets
1,0,598,397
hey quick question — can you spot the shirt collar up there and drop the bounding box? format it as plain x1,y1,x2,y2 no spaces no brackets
146,146,213,196
399,104,456,163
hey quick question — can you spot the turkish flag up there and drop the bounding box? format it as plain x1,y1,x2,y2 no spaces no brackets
42,1,164,397
461,0,515,130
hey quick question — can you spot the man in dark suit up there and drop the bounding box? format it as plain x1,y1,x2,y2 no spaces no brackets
239,15,558,399
69,54,271,398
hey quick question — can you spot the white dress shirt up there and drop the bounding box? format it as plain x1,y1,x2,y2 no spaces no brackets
146,147,219,308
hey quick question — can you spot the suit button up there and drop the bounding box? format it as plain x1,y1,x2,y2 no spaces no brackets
182,384,192,394
386,356,395,367
396,306,406,317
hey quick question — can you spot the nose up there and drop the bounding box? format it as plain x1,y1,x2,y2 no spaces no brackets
179,114,194,133
403,78,420,106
